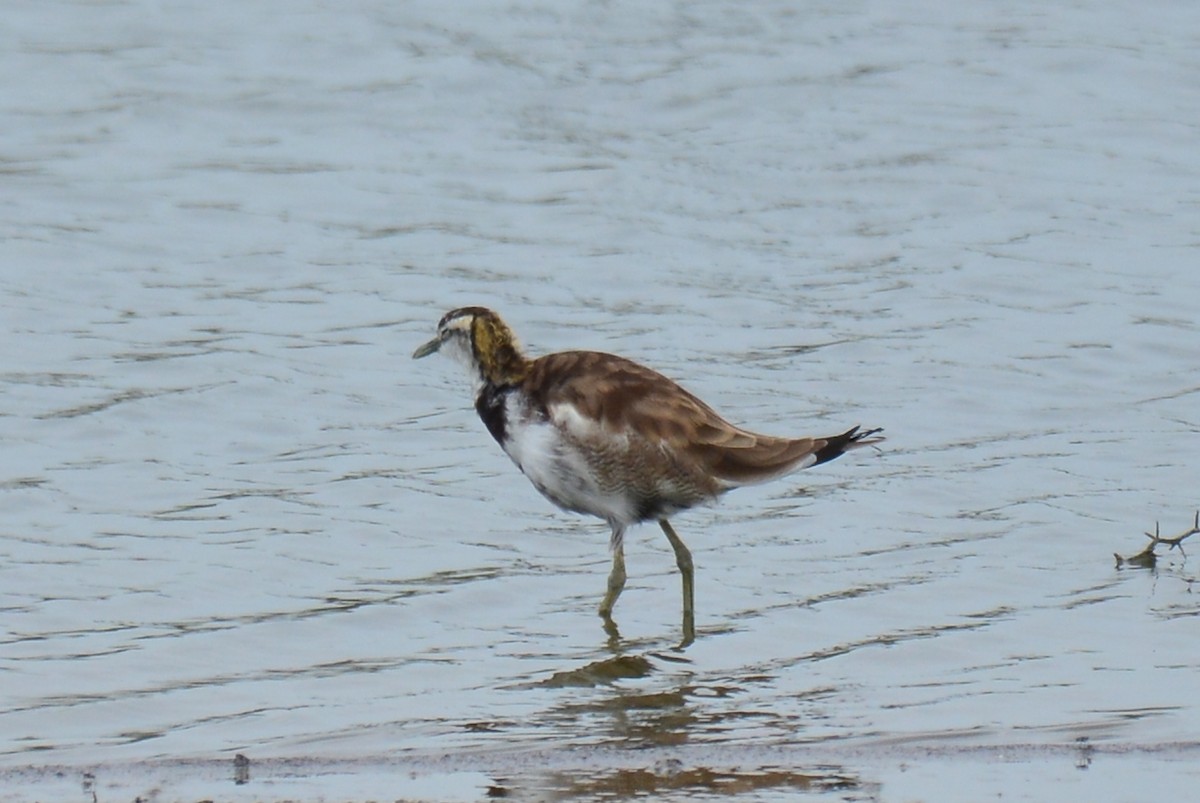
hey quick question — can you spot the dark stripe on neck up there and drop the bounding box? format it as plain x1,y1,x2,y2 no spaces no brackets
475,383,511,445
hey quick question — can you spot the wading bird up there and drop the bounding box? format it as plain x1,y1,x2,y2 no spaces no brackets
413,307,882,644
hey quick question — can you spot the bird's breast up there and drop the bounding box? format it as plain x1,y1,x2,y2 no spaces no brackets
485,392,637,524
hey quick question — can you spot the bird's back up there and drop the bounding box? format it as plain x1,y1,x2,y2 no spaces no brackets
521,351,828,493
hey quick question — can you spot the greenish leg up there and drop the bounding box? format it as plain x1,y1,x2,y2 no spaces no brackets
659,519,695,646
599,541,626,618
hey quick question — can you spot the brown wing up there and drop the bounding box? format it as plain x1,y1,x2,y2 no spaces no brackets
523,351,825,487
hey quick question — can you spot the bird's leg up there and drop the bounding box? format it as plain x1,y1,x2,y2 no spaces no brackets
659,519,695,645
599,524,627,619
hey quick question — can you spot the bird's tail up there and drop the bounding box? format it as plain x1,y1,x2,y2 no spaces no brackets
812,425,885,466
700,425,884,487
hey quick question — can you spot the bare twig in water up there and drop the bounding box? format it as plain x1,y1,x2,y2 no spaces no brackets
1115,511,1200,568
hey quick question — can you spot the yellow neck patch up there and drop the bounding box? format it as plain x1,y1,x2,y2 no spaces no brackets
472,313,530,385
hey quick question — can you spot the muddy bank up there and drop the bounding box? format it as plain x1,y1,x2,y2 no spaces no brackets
5,741,1198,802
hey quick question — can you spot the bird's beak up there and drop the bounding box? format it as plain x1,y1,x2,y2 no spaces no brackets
412,333,444,359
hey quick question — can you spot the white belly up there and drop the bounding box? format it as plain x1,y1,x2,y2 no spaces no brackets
499,405,636,525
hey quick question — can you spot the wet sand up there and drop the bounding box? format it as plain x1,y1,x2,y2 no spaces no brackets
6,741,1200,801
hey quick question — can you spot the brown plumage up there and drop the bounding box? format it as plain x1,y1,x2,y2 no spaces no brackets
413,306,883,644
522,351,876,505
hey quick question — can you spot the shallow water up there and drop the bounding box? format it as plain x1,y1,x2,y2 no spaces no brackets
3,0,1200,800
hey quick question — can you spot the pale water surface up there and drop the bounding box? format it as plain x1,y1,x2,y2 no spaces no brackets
2,1,1199,800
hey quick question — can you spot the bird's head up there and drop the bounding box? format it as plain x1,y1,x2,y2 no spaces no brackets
412,306,529,386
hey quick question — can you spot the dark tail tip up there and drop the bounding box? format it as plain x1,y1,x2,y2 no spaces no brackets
814,425,885,465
